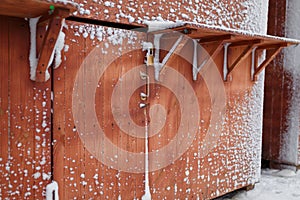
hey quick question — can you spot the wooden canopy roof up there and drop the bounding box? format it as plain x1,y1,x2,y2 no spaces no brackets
1,1,299,82
147,22,300,81
0,0,76,18
149,22,300,47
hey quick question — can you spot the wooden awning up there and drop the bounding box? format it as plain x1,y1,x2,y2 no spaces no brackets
148,23,300,81
0,0,77,18
0,0,78,82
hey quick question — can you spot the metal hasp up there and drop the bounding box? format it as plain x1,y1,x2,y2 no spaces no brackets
147,23,300,82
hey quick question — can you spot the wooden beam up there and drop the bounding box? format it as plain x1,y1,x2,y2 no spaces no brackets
208,41,224,61
0,0,76,18
39,7,70,25
163,36,189,67
35,8,69,82
257,42,288,50
226,44,256,79
254,46,283,80
148,26,188,35
197,41,224,73
229,39,261,47
198,34,232,44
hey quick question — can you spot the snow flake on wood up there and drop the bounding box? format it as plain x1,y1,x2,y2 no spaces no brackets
72,0,269,34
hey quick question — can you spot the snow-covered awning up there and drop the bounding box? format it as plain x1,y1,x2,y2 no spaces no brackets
0,0,77,18
147,22,300,45
0,0,78,82
146,21,300,81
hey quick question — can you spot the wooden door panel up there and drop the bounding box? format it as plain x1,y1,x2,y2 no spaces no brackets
53,21,262,199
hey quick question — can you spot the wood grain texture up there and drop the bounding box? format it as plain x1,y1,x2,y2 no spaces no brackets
263,0,298,166
0,16,51,199
49,21,262,199
0,0,75,18
0,16,267,199
0,15,9,199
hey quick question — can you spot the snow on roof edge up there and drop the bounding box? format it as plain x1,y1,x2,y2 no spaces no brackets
145,20,300,45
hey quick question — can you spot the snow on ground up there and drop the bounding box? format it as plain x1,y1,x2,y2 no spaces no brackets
219,169,300,200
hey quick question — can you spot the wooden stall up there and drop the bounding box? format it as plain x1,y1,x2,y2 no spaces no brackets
0,0,299,199
263,0,300,170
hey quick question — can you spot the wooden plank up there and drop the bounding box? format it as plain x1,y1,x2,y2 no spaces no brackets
195,41,224,80
7,17,51,199
8,17,33,199
161,36,189,72
226,44,255,79
254,46,283,80
229,39,261,47
198,34,232,44
59,22,86,199
91,32,119,199
35,8,69,82
0,0,75,18
133,46,147,200
33,16,53,199
257,42,288,50
148,26,189,35
81,27,99,200
52,20,87,199
52,37,66,199
0,15,9,199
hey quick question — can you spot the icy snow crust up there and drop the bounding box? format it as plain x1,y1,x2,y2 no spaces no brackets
146,21,300,44
68,0,268,32
281,0,300,166
225,169,300,200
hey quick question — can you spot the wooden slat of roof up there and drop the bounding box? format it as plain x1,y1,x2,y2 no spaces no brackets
0,0,76,18
149,23,300,46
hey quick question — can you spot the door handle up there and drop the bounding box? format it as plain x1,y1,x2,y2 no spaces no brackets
139,71,149,101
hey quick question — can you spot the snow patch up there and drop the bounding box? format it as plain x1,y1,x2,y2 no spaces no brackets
29,17,66,81
227,169,300,200
144,20,184,32
29,17,40,81
33,172,41,179
46,181,59,200
275,169,296,177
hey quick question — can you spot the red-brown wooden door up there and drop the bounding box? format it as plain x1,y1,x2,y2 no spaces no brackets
52,21,207,199
52,21,258,200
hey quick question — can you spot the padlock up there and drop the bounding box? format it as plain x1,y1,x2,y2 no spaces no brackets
146,48,154,66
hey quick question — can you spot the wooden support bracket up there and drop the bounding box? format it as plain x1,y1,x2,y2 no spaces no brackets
153,34,189,81
163,37,189,67
193,41,224,80
201,41,224,69
35,8,69,82
147,24,299,83
253,45,285,81
225,40,261,81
